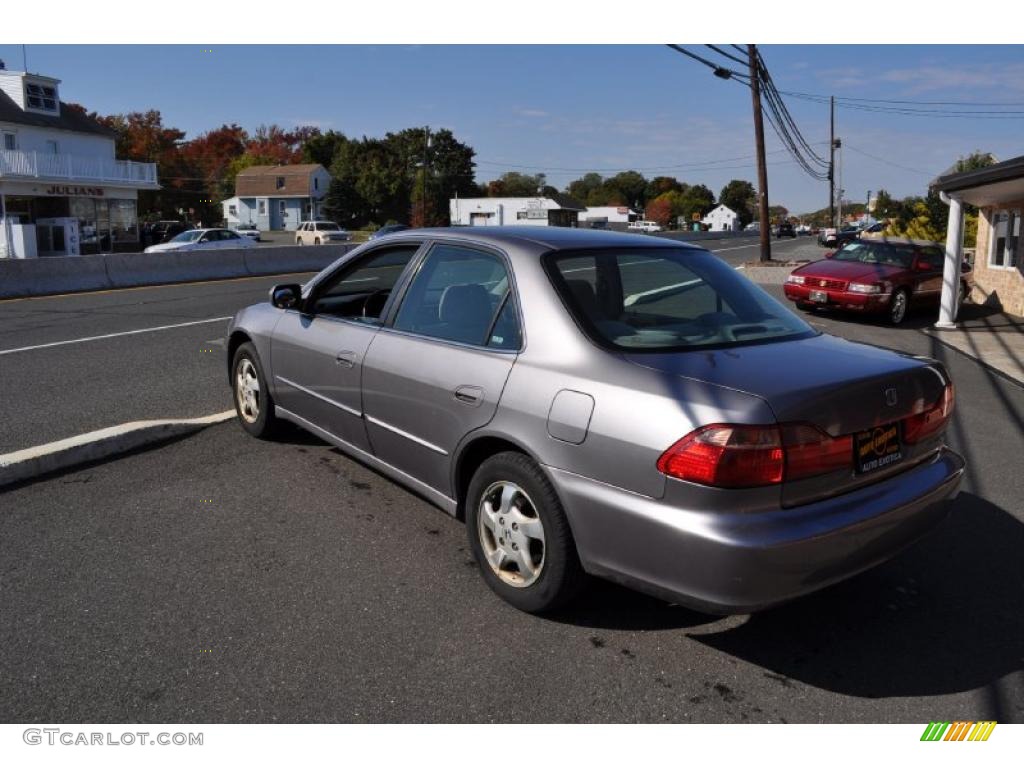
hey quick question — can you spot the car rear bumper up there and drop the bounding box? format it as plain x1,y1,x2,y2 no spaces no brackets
547,448,964,614
783,283,890,312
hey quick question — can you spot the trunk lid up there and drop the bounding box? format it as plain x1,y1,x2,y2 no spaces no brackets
625,333,950,505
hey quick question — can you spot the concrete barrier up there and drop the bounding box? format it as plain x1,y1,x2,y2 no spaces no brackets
242,243,357,276
0,254,112,299
0,242,363,299
104,250,249,289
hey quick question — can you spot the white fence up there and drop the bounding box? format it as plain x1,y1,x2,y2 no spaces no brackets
0,149,158,186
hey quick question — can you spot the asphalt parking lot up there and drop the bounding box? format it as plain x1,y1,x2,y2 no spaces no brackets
2,234,1022,723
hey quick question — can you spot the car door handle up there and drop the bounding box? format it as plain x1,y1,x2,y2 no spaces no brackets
336,350,357,367
454,385,484,406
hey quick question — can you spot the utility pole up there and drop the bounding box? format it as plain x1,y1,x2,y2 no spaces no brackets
748,44,771,262
829,96,835,229
421,125,430,227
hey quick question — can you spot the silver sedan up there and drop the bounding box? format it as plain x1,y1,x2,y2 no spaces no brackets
226,227,964,614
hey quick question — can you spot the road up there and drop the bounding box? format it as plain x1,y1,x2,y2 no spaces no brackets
2,232,1021,723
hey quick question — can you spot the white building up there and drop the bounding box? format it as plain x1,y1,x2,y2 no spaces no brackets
0,65,159,258
578,206,639,229
450,195,584,228
702,204,740,232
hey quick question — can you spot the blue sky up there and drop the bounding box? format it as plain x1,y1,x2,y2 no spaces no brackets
2,44,1022,214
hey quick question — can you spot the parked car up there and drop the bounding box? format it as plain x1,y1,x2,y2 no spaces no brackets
775,222,796,238
148,220,188,244
144,228,257,254
227,227,963,614
784,238,973,325
744,222,760,231
795,224,812,236
626,220,663,233
861,221,886,234
369,224,411,240
233,223,260,241
295,221,351,245
819,225,860,248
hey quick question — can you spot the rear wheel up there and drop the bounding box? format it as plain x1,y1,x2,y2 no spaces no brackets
315,237,321,245
232,342,279,438
466,452,585,613
888,288,910,325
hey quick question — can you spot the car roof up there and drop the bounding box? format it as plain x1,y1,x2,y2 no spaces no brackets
407,226,701,252
854,235,943,247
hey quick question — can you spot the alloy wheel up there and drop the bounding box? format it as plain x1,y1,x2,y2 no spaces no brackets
236,358,261,423
477,481,546,588
891,291,908,324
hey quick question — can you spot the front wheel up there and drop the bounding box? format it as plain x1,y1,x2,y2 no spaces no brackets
232,342,280,438
466,452,585,613
888,288,910,325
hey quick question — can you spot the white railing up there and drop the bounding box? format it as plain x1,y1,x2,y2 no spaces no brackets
0,149,158,186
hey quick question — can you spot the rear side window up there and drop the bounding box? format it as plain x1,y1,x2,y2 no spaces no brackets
394,244,515,347
546,248,815,352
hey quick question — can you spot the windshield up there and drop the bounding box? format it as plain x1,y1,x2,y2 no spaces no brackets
831,241,925,269
546,247,817,351
316,223,341,231
170,230,204,243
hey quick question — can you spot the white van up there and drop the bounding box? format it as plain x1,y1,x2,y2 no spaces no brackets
627,220,663,233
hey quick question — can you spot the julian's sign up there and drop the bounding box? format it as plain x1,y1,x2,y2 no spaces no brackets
43,185,105,197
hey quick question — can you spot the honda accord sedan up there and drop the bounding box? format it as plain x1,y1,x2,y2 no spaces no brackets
226,227,964,614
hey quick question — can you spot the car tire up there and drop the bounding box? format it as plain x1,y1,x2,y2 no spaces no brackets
315,238,321,245
297,239,303,246
795,301,815,312
888,288,910,325
466,452,586,614
231,342,279,439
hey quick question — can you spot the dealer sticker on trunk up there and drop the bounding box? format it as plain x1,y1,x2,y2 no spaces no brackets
855,422,903,474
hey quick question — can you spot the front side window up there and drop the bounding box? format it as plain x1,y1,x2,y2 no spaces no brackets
170,230,203,243
990,210,1021,268
310,245,420,322
316,222,341,231
546,248,815,351
394,244,513,347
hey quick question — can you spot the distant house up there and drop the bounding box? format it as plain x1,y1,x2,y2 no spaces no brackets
449,194,585,228
578,206,639,230
702,204,740,232
221,164,330,232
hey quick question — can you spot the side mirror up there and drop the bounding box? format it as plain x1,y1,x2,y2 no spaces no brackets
271,283,302,310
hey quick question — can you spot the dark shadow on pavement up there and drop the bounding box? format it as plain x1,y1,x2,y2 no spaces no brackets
684,491,1024,715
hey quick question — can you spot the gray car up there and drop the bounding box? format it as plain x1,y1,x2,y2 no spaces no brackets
226,227,964,614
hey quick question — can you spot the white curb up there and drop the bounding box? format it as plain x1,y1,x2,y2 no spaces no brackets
0,410,235,488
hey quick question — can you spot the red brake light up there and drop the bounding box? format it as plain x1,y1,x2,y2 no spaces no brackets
903,382,955,444
657,424,784,488
658,422,855,488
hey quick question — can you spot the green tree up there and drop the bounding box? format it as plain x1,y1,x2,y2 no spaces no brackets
719,180,757,226
302,130,350,169
647,176,683,199
566,173,604,202
486,172,546,197
605,171,648,208
677,184,715,222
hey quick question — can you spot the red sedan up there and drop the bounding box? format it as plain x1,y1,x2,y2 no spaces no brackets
784,238,972,325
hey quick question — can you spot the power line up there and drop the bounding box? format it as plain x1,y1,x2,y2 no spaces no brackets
777,89,1024,108
779,89,1024,118
843,144,935,177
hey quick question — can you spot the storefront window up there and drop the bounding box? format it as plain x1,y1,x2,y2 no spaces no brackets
109,199,138,242
70,198,97,246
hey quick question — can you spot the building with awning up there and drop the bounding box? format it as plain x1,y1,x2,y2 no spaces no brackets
933,155,1024,323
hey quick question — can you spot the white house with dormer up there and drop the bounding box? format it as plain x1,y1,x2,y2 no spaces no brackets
702,204,741,232
0,62,159,258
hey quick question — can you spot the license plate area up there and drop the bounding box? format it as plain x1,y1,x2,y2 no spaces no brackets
809,289,828,303
854,422,903,474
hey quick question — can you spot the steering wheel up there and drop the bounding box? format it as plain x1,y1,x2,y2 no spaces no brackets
361,289,391,318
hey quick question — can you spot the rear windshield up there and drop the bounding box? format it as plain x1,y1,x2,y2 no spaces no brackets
545,247,817,352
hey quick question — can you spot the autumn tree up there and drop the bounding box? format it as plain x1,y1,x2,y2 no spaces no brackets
644,194,675,228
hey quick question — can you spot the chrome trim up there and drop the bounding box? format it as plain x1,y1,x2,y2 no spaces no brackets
276,375,362,418
365,414,449,456
276,406,457,515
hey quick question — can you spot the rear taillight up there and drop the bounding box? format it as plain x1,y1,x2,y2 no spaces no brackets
656,424,784,488
658,422,854,488
903,382,955,444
